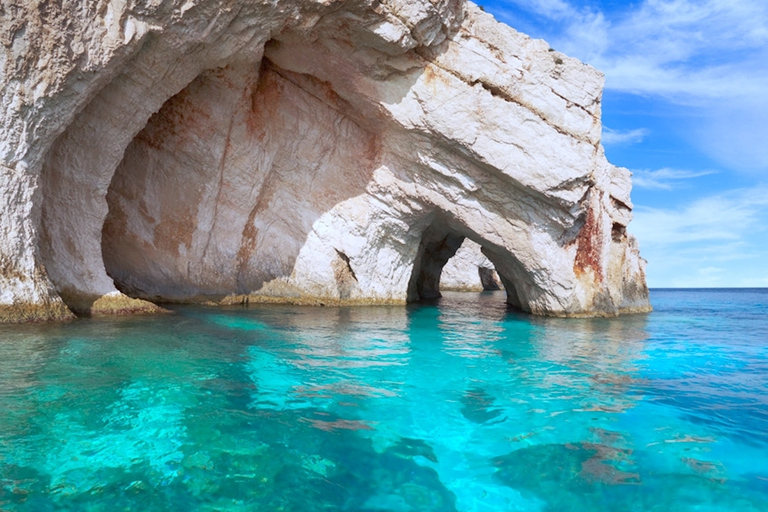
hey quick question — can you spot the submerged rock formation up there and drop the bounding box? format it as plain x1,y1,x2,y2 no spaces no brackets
0,0,651,322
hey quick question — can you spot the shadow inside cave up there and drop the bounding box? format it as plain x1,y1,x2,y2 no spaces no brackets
101,57,385,302
407,217,511,306
38,21,534,314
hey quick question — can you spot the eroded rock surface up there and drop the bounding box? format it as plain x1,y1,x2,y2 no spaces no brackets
0,0,651,322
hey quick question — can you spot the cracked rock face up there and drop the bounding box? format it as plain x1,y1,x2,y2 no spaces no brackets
0,0,651,322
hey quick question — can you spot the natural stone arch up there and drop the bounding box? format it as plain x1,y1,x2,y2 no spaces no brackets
407,219,466,302
405,218,508,303
440,239,504,293
1,1,651,322
401,210,547,313
407,217,501,302
31,2,458,316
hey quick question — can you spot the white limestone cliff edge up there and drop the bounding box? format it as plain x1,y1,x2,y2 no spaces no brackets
0,0,650,322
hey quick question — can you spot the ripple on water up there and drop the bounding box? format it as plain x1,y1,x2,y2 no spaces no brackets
0,290,767,511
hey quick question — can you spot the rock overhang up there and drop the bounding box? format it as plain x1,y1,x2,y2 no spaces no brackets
0,0,651,323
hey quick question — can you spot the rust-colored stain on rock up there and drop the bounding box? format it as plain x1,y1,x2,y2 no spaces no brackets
247,65,283,139
152,207,196,258
573,206,603,281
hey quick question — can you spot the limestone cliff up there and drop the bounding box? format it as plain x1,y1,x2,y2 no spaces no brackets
0,0,651,322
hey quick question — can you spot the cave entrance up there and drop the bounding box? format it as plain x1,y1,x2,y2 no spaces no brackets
440,239,504,293
406,220,505,303
98,55,382,304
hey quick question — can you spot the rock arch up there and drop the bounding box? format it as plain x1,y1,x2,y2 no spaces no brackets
438,239,503,294
406,220,508,304
1,1,651,322
407,219,466,302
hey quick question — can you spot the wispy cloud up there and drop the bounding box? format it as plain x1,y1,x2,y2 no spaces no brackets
631,168,716,190
631,186,768,286
506,0,768,101
602,127,649,146
633,187,768,245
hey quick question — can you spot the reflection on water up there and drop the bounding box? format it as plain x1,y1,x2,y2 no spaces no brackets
1,290,767,511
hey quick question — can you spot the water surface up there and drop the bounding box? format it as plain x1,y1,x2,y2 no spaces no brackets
1,289,767,511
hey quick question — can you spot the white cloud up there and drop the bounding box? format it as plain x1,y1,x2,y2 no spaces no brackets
698,267,726,277
547,0,768,100
602,127,649,146
631,186,768,287
694,101,768,172
511,0,576,20
490,0,768,99
667,267,726,288
631,168,716,190
633,189,768,245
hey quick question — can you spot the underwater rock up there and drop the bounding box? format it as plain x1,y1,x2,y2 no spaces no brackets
0,0,651,322
460,387,505,424
389,438,439,463
492,442,641,508
491,442,762,511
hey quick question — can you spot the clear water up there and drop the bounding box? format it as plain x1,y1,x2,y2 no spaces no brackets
1,289,767,511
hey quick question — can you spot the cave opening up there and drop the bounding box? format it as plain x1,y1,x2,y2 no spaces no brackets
98,52,384,305
38,31,529,315
406,218,506,304
440,239,504,293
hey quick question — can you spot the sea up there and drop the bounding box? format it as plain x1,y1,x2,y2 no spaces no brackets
1,288,767,511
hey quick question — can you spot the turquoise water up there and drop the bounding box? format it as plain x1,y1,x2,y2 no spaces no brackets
1,289,767,511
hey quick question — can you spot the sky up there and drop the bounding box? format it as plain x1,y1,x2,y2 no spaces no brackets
475,0,768,288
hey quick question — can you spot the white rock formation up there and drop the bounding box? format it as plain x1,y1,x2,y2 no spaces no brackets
0,0,651,322
440,240,502,292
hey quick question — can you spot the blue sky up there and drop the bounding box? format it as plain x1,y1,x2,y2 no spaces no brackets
476,0,768,288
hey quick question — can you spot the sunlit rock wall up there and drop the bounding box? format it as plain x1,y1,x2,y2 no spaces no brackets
0,0,650,322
